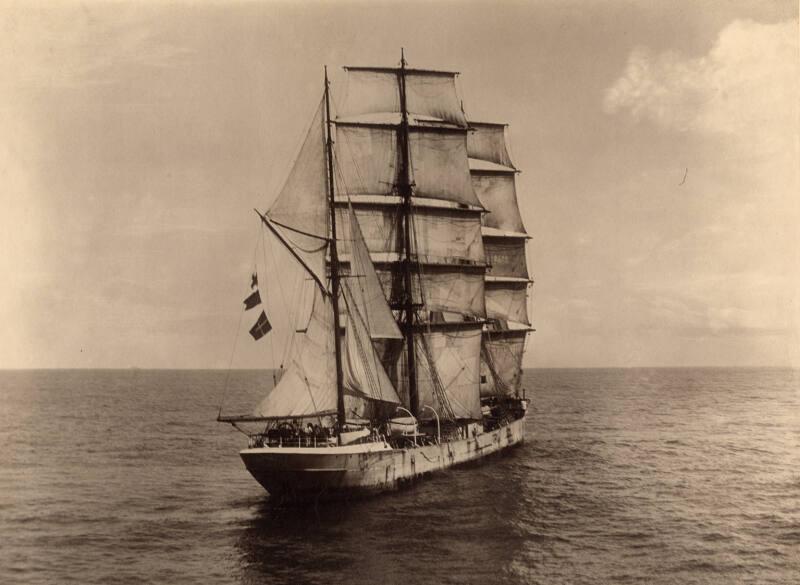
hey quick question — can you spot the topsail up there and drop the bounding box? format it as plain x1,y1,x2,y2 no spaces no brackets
334,124,482,208
339,67,468,127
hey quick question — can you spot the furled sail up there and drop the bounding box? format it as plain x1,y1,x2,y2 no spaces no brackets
254,286,336,418
340,68,468,127
265,99,330,289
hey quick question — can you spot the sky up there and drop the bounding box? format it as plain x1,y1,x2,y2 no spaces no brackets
1,0,797,369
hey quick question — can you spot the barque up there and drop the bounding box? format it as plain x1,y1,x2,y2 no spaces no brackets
219,52,533,501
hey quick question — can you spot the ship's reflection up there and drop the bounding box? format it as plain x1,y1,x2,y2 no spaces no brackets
236,499,358,584
235,446,533,585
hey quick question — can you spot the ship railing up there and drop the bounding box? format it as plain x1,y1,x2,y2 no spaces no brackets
247,433,390,449
248,434,337,449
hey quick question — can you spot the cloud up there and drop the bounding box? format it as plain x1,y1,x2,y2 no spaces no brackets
0,3,192,93
604,19,798,156
600,18,800,364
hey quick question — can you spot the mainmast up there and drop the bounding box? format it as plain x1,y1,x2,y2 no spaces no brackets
397,49,419,417
324,66,347,437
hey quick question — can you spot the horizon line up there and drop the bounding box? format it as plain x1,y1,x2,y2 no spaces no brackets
0,365,797,371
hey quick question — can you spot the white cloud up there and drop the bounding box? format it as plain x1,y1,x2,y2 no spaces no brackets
604,19,798,156
0,3,191,94
602,19,800,365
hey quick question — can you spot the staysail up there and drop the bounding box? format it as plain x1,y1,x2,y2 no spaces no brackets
345,202,402,340
253,286,337,418
341,282,402,420
264,99,330,291
252,275,403,420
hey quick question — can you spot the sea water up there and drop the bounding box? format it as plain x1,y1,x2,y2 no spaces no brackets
1,368,797,584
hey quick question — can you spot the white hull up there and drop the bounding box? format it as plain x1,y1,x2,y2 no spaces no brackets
240,417,526,501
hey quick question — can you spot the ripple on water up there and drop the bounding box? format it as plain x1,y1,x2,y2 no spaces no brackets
1,368,798,585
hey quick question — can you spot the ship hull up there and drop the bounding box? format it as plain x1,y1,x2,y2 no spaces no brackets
240,417,525,502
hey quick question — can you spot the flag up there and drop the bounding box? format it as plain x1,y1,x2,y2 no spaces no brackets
243,290,261,310
250,272,258,289
249,310,272,340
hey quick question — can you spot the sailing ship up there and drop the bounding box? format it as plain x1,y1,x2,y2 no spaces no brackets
219,52,533,501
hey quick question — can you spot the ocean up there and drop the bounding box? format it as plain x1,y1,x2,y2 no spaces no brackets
0,368,797,584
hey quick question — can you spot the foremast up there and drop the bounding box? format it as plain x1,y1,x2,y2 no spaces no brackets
324,67,347,438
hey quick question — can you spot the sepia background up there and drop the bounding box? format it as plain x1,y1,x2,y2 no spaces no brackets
1,0,798,369
2,4,798,585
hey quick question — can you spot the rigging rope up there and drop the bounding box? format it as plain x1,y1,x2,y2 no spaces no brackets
217,231,261,418
259,226,278,380
265,225,304,368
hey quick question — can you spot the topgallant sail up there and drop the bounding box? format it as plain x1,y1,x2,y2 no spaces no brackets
218,53,533,501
